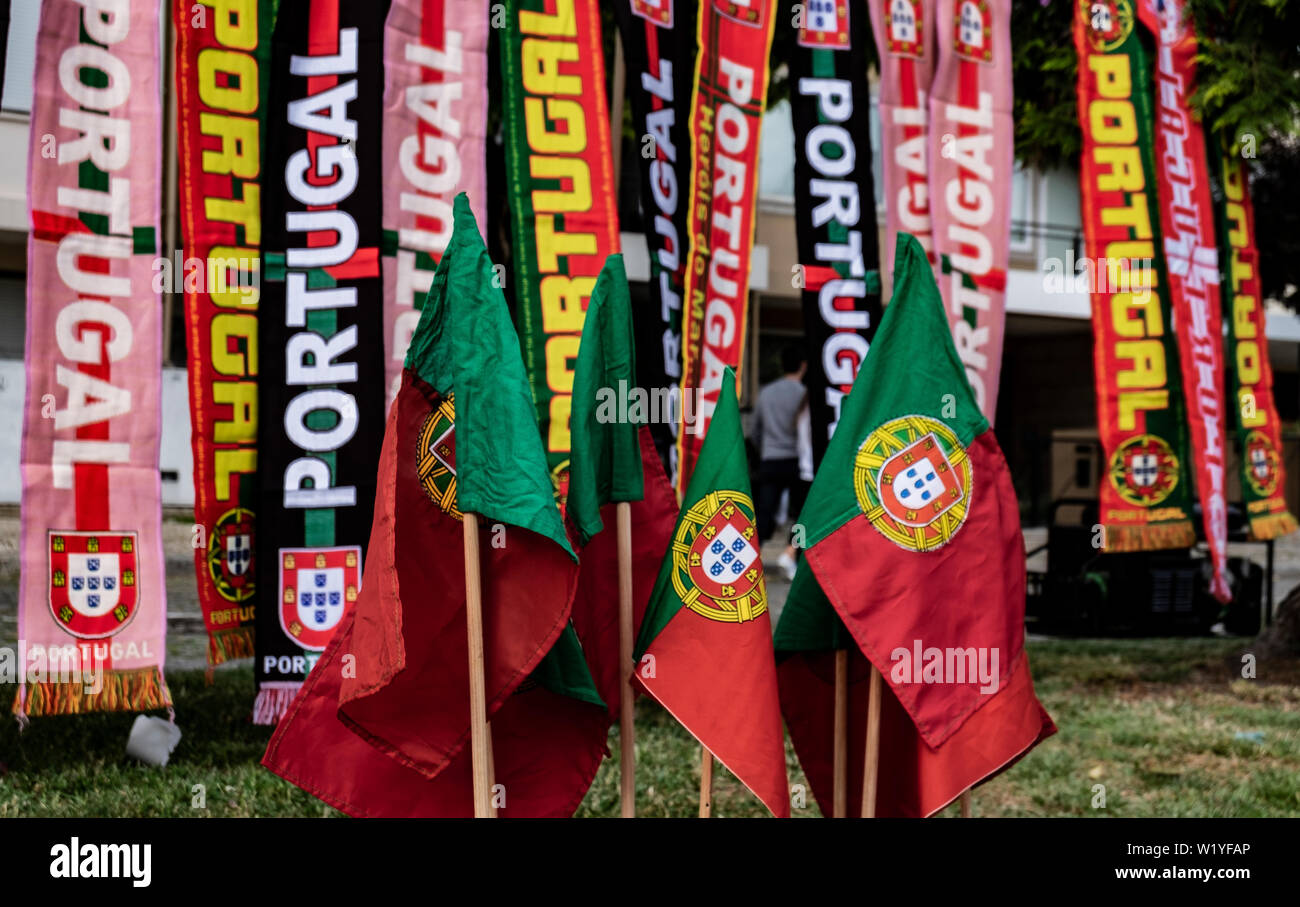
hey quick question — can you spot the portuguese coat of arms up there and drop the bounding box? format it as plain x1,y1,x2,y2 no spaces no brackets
953,0,993,63
278,546,362,651
670,491,768,623
1244,430,1280,497
854,414,973,552
799,0,850,49
208,506,255,602
886,0,925,58
1108,434,1179,506
631,0,672,28
48,530,139,639
1082,0,1134,52
417,394,461,519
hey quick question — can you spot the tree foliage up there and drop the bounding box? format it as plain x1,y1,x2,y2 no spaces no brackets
1010,0,1082,171
1009,0,1300,168
1012,0,1300,304
682,1,1299,301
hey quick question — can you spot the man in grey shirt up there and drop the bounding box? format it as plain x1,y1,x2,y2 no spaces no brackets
751,345,809,578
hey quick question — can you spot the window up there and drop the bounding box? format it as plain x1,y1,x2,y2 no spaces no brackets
2,1,40,114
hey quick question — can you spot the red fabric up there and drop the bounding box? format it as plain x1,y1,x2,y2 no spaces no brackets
637,607,791,818
806,432,1027,748
335,370,579,776
569,428,678,718
1137,0,1230,600
779,647,1055,817
264,610,609,817
264,369,608,817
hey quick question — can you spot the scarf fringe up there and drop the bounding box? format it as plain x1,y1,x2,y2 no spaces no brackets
208,626,255,665
10,667,173,718
252,685,299,726
1249,511,1299,541
1105,520,1197,552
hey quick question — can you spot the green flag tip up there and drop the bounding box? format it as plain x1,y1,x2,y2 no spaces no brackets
895,230,925,263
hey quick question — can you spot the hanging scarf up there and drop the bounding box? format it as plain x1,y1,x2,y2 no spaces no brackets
1135,0,1229,599
16,0,171,718
1073,0,1196,551
1210,134,1298,541
253,0,389,723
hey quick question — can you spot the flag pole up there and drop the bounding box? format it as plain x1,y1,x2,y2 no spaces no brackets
960,790,972,817
860,666,883,818
616,501,636,817
698,748,714,817
832,648,849,817
463,512,496,817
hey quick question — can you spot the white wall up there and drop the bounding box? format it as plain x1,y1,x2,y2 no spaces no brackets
0,360,195,507
0,114,29,232
2,0,39,113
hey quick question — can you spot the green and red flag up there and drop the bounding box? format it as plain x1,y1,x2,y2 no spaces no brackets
567,254,679,717
568,255,647,545
264,194,611,816
1210,134,1297,541
635,367,789,817
775,233,1054,817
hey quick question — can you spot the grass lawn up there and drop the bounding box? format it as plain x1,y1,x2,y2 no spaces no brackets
1,637,1297,818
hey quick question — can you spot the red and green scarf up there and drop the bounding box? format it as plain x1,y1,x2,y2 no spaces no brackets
1210,134,1297,541
1073,0,1195,551
174,0,277,666
675,0,777,491
1137,0,1230,600
499,0,621,497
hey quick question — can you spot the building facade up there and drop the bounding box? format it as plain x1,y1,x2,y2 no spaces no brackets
3,4,1296,523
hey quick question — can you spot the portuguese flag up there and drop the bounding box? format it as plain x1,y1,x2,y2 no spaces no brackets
263,194,611,816
567,255,679,715
568,255,647,544
776,233,1054,816
635,368,789,817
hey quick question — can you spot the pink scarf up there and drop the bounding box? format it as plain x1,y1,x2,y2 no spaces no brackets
17,0,170,720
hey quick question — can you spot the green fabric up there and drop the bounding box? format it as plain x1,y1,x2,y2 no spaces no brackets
792,232,985,550
771,559,851,651
406,194,597,703
405,193,576,561
568,254,645,545
773,232,977,653
530,622,606,709
634,367,750,658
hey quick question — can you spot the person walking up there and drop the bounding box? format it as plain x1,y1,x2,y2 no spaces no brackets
751,344,808,580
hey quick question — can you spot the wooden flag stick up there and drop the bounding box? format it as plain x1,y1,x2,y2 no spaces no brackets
616,502,636,817
463,512,495,818
860,666,883,818
960,790,972,817
832,649,849,818
698,747,714,817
